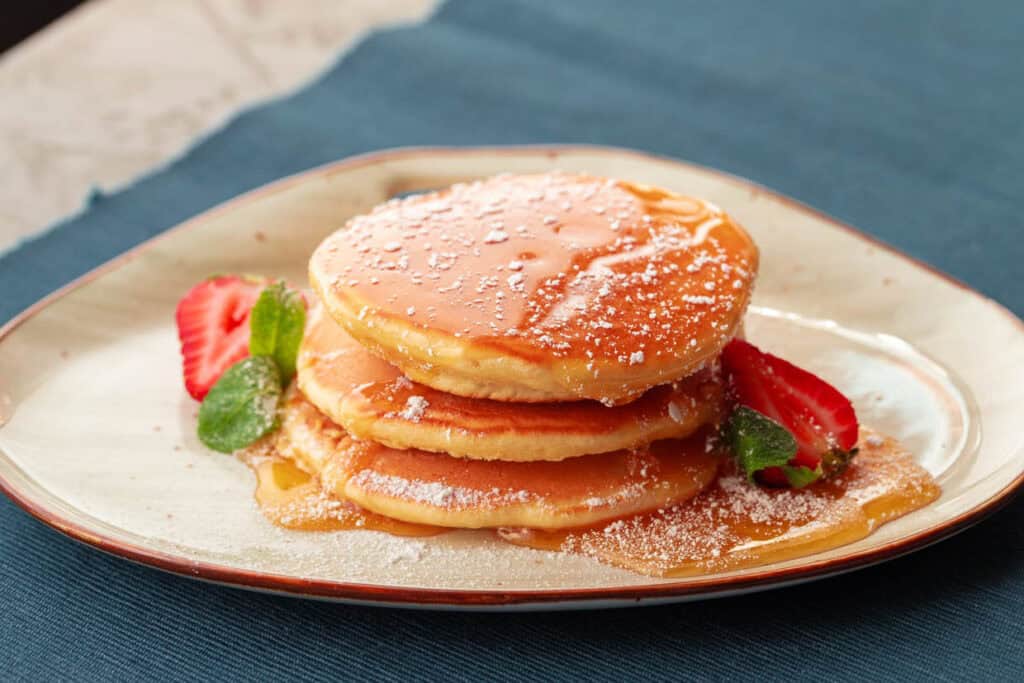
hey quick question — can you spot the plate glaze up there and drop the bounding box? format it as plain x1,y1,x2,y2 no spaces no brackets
1,146,1021,610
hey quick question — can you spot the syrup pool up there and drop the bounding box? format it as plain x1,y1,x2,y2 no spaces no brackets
245,429,939,578
498,432,939,577
240,446,442,537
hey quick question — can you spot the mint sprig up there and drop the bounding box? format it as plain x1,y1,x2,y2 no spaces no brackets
725,406,821,488
198,356,282,453
197,280,306,453
249,282,306,382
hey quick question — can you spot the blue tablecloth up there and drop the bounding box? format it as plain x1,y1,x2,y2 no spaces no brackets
2,1,1022,679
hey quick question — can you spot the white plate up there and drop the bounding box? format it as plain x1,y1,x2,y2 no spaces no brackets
1,146,1021,610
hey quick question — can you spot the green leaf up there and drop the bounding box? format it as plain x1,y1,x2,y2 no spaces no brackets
249,282,306,382
725,406,799,482
197,356,282,453
780,464,822,489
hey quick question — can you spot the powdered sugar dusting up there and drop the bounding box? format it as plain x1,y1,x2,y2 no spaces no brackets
256,399,939,584
504,430,939,577
397,395,429,422
271,484,358,529
483,229,510,244
386,539,427,565
312,172,757,401
558,471,840,575
350,470,536,510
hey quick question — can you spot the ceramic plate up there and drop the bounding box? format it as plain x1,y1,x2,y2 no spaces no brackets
1,146,1022,610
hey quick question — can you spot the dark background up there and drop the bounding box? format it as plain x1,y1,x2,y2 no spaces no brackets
2,1,86,53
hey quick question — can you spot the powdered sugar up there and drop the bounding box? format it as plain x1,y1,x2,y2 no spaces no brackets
386,540,427,565
529,431,940,576
350,470,536,510
483,229,510,244
398,395,429,422
312,172,756,375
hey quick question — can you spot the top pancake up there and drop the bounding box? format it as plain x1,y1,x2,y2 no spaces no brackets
309,172,758,404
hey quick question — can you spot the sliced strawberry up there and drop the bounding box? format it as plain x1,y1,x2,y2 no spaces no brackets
721,339,859,482
175,275,266,400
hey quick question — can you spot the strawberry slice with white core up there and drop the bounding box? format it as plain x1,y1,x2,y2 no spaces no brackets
721,339,859,485
175,275,266,400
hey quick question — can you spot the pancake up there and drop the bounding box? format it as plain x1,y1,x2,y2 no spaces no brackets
309,172,758,405
297,304,725,462
276,388,721,530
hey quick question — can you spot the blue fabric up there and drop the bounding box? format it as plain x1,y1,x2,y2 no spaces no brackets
2,1,1023,679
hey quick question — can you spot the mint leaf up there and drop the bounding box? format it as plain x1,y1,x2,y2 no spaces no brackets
249,282,306,382
725,406,799,482
197,356,281,453
780,464,821,488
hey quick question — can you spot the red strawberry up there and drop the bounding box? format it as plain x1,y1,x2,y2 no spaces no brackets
721,339,859,484
175,275,266,400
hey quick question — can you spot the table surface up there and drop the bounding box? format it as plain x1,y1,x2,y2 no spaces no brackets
0,0,435,252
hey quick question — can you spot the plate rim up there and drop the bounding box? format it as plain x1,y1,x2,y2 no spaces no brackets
2,143,1023,608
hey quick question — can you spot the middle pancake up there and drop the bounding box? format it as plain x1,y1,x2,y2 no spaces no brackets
298,305,726,462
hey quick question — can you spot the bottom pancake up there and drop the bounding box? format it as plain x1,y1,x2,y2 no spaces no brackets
276,388,721,530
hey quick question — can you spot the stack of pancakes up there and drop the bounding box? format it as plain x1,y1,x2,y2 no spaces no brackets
281,172,759,530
